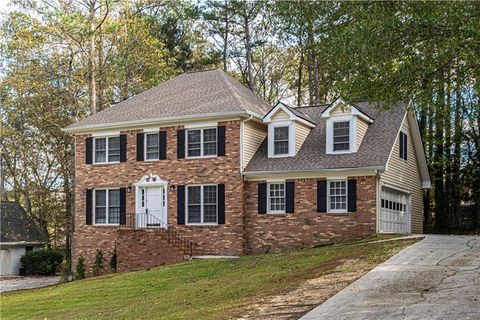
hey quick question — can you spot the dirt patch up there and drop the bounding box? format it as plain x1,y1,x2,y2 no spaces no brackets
237,243,410,320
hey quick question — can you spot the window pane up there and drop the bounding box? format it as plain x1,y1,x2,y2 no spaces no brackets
187,186,201,205
268,183,285,212
95,190,106,206
204,205,217,223
95,190,106,223
187,130,201,157
95,208,106,224
188,205,201,223
329,181,347,211
333,122,350,151
109,189,120,206
203,186,217,204
146,134,159,160
204,127,217,156
95,138,106,162
108,137,120,162
274,127,289,140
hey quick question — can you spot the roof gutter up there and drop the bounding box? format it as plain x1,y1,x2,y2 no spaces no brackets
242,166,385,179
62,110,265,134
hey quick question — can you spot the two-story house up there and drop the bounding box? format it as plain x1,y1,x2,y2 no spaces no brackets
64,69,431,273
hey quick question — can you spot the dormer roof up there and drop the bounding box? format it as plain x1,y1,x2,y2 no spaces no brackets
321,97,374,123
263,102,316,127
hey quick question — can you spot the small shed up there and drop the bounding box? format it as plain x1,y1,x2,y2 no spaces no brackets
1,201,48,275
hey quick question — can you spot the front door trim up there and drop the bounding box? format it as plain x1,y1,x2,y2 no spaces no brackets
135,174,168,228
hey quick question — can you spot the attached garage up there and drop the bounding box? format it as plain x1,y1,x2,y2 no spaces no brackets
379,187,411,234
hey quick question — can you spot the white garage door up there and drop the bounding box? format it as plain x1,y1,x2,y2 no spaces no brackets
0,249,11,276
379,187,411,234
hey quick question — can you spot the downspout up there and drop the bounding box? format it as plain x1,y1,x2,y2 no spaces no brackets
375,169,381,234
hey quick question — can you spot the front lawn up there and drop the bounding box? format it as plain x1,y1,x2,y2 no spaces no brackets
1,238,419,320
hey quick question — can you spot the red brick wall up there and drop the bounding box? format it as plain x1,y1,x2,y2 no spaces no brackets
116,229,186,272
72,121,245,273
243,176,377,254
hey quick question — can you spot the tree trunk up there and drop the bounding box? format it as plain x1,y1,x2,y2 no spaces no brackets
244,11,254,90
222,5,229,72
297,47,304,106
88,0,97,114
434,79,445,229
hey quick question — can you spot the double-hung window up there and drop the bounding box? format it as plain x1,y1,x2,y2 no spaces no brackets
328,180,347,213
399,132,408,161
333,122,350,151
94,136,120,163
186,185,218,224
273,127,289,155
94,189,120,224
187,128,217,157
268,182,286,213
145,133,160,160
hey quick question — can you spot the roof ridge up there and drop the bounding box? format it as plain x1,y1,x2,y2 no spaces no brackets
185,68,219,74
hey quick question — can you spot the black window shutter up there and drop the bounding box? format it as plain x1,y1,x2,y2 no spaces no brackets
258,183,267,214
86,137,93,164
119,187,126,225
217,126,226,156
286,182,295,213
403,133,408,161
120,134,127,162
136,133,144,161
348,179,357,212
177,129,185,159
218,184,225,224
86,189,92,225
317,180,327,212
177,185,185,225
399,132,404,159
159,131,167,160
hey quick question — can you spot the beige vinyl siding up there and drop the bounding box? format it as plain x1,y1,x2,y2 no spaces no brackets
270,109,290,121
356,118,369,150
381,113,424,233
243,120,267,169
330,105,351,115
295,122,311,153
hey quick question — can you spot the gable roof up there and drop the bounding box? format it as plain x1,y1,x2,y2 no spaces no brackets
263,101,316,126
64,69,272,133
244,101,408,174
321,97,374,122
1,202,49,244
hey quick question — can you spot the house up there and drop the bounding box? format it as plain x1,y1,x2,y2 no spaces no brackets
0,201,48,275
64,69,431,273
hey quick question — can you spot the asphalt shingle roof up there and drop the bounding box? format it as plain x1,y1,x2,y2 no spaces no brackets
244,101,407,173
1,202,49,244
66,69,272,130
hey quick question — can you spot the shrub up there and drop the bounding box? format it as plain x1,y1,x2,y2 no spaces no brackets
76,255,86,280
110,249,117,272
92,250,104,276
60,258,72,282
20,248,63,275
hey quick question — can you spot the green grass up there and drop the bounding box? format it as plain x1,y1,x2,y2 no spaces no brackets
1,239,418,320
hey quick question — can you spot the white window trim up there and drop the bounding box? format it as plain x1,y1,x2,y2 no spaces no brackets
144,132,160,161
327,179,348,214
185,127,218,159
267,181,286,214
268,120,296,158
93,136,121,164
185,184,218,226
93,188,120,226
326,115,357,154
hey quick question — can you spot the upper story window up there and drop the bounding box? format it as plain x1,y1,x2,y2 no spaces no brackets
94,136,120,163
328,180,347,213
268,182,286,213
333,121,350,151
399,131,408,161
94,189,120,225
274,126,289,155
145,133,159,160
187,128,217,158
186,184,218,225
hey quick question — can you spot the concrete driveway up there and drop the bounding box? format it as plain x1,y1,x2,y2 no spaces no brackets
301,235,480,320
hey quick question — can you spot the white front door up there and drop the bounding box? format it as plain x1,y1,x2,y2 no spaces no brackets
137,186,167,228
379,187,411,234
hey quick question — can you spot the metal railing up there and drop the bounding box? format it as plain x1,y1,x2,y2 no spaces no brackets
119,213,193,256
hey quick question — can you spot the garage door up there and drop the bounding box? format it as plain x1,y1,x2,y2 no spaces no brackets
379,187,410,234
0,249,11,276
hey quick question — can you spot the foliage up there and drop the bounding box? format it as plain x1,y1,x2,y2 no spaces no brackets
59,258,72,282
92,249,104,276
20,248,64,275
75,256,86,280
1,239,418,320
109,249,117,272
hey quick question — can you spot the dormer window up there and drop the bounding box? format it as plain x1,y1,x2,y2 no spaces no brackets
274,126,289,155
333,121,350,151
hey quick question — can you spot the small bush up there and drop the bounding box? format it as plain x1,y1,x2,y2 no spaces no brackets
60,258,72,282
20,248,64,275
92,250,104,276
110,249,117,272
76,256,86,280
